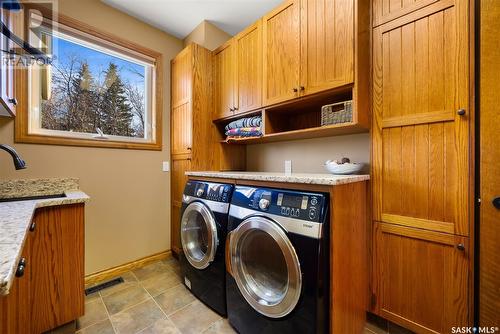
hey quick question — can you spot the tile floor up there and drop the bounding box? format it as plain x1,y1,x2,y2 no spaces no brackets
79,258,411,334
78,258,236,334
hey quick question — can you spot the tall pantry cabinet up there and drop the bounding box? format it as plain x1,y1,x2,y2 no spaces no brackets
371,0,473,333
170,44,215,255
170,43,245,256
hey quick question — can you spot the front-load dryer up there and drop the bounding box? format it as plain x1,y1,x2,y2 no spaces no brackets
179,180,233,316
226,185,329,333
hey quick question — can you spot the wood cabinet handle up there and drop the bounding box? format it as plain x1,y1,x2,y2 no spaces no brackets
456,243,465,251
16,258,26,277
457,109,466,116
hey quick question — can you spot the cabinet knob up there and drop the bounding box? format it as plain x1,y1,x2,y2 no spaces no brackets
15,258,26,277
8,98,17,106
456,243,465,251
457,109,466,116
292,87,298,93
234,107,238,111
299,86,305,91
492,197,500,209
186,147,192,150
29,221,36,232
230,108,234,112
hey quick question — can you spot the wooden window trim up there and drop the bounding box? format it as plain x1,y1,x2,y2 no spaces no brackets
14,5,163,150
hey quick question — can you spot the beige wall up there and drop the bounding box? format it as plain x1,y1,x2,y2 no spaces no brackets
0,0,183,274
246,134,370,173
183,20,232,50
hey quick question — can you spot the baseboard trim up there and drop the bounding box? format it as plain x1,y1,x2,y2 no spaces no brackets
84,250,173,285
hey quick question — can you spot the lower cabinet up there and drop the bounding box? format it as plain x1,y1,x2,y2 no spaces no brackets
31,204,85,333
171,158,191,255
0,203,85,334
372,222,469,333
0,232,31,334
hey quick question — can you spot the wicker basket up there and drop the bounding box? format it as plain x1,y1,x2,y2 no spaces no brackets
321,100,353,126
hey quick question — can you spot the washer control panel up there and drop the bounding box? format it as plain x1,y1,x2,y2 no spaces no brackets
184,181,233,203
234,187,327,223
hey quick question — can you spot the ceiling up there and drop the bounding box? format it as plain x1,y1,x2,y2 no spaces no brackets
101,0,283,38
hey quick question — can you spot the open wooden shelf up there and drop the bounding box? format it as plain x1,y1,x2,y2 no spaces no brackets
215,85,369,145
222,122,368,144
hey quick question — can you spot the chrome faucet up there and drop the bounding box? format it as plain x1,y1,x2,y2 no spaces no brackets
0,144,26,170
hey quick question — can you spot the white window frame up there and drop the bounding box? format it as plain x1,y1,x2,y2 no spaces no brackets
28,14,157,145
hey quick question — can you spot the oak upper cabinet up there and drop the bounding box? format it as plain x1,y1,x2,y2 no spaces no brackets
214,42,236,119
171,47,193,155
373,223,469,333
234,20,263,114
262,0,301,105
372,0,440,26
372,0,471,236
300,0,354,96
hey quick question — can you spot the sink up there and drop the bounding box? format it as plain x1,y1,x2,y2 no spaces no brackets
0,193,66,203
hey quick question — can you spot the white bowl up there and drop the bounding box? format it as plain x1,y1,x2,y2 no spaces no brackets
324,160,365,175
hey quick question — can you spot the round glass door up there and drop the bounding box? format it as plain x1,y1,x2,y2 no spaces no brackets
229,217,302,318
180,202,218,269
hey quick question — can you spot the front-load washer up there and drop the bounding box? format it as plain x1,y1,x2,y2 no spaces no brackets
226,185,329,334
179,180,234,316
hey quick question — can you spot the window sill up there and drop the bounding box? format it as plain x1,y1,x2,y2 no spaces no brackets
14,132,162,151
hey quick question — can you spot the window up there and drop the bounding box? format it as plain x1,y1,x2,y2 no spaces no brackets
15,8,163,150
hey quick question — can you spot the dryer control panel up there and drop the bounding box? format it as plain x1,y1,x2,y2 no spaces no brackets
184,181,233,203
231,186,328,223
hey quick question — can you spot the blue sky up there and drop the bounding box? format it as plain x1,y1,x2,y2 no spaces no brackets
51,35,145,87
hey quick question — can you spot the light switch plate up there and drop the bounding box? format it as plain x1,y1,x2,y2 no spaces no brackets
162,161,170,172
284,160,292,176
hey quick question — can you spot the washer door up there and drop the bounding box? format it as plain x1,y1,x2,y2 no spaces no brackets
229,216,302,318
181,202,218,270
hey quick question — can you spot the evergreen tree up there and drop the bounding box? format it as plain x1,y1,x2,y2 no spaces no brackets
101,63,134,136
70,62,99,133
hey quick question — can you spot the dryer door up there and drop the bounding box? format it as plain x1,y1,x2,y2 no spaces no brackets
229,216,302,318
181,202,218,270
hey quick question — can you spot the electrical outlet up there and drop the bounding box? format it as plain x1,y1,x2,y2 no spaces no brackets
162,161,170,172
284,160,292,175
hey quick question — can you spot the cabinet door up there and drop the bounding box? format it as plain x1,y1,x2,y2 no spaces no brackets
0,8,17,116
262,0,301,105
214,43,235,119
0,234,31,334
373,0,440,27
171,158,191,255
171,47,192,107
300,0,354,96
372,1,470,236
171,102,192,155
235,21,262,114
373,222,469,333
31,204,85,333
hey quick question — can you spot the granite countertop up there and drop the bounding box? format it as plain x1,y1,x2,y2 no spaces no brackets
185,171,370,185
0,178,89,296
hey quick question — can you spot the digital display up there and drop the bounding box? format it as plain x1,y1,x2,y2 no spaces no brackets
277,193,308,209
